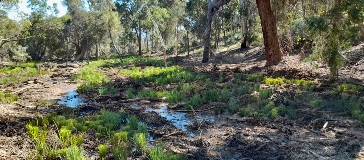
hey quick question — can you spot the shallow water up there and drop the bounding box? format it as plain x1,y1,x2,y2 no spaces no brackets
145,106,215,136
58,90,84,108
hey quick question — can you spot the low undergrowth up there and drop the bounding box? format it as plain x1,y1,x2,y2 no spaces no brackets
0,62,46,85
0,92,18,103
27,109,184,159
117,59,364,122
74,56,169,95
75,56,364,122
73,60,110,94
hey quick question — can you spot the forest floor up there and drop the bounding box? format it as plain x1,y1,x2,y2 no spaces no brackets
1,42,364,159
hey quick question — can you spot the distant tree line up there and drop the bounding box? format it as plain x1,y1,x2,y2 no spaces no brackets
0,0,363,79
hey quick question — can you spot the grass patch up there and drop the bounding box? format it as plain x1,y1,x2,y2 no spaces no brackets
0,62,46,85
73,60,110,94
239,101,297,119
0,92,19,103
259,88,275,99
149,143,186,160
98,86,118,95
27,109,181,159
264,77,314,89
119,66,204,85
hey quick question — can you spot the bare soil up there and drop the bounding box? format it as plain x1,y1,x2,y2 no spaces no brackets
1,43,364,159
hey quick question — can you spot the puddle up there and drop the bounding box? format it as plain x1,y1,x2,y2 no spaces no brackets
144,106,215,136
58,90,84,108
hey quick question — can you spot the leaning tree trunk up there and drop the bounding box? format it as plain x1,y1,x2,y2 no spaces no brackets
202,0,231,63
256,0,282,66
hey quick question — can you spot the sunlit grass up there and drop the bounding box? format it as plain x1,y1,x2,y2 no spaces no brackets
0,62,47,85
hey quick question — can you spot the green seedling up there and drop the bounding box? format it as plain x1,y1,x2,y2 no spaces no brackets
98,144,108,159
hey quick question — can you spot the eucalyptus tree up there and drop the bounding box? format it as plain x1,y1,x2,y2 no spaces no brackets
202,0,231,63
0,0,31,62
186,0,207,48
65,0,122,60
239,0,256,49
202,0,282,65
115,0,150,56
23,0,68,61
305,0,364,80
158,0,185,54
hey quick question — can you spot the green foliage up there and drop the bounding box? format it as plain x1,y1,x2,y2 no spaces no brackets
149,143,186,160
61,146,87,160
0,63,45,85
228,97,240,113
134,133,147,154
305,1,364,79
126,88,137,99
259,89,274,99
99,110,127,131
309,100,324,108
219,87,231,102
328,94,361,114
239,101,297,119
338,83,364,92
98,144,108,159
26,124,58,159
149,143,164,160
167,88,183,103
187,94,201,108
98,86,118,95
58,127,84,147
205,78,213,88
0,92,18,103
111,132,128,160
112,55,169,67
119,66,204,85
74,60,110,94
232,83,257,96
264,77,313,88
201,90,219,103
264,77,285,85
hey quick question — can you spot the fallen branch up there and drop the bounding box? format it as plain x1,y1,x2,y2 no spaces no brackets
304,127,326,137
162,130,184,138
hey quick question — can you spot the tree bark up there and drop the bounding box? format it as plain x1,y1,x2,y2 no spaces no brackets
96,42,99,60
359,23,364,38
256,0,282,66
187,30,190,55
137,20,142,56
202,0,231,63
241,16,248,49
146,31,149,53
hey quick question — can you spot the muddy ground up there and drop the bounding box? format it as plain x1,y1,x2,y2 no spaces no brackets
1,43,364,160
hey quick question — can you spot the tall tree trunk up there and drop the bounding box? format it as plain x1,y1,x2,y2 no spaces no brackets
96,42,99,60
217,17,220,50
202,0,231,63
202,1,214,63
75,45,86,61
187,30,190,55
222,18,227,46
256,0,282,65
241,16,248,49
146,31,149,53
138,20,142,56
359,23,364,38
109,31,121,57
